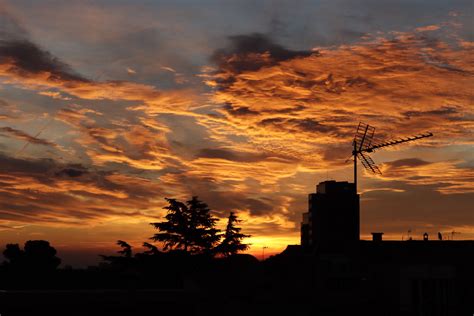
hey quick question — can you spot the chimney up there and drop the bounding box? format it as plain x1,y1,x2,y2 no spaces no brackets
371,232,384,242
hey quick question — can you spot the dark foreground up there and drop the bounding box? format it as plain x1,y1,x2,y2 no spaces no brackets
0,288,355,316
2,242,474,316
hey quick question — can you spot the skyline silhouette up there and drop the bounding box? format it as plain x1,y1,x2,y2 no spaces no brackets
1,1,473,314
0,1,473,266
2,184,474,315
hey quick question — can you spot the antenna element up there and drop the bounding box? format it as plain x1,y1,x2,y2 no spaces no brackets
351,122,433,193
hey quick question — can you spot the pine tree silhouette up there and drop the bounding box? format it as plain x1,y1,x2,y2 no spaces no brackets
187,196,221,254
142,242,160,255
150,196,221,254
117,240,132,258
216,212,250,257
150,198,190,252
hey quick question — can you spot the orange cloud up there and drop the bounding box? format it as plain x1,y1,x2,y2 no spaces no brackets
379,159,474,194
38,91,71,100
0,39,198,115
415,25,441,32
0,154,168,226
199,28,473,170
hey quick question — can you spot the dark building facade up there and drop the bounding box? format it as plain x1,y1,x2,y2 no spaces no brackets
295,180,474,314
301,180,359,250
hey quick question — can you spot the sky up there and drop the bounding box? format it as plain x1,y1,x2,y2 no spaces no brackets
0,0,473,266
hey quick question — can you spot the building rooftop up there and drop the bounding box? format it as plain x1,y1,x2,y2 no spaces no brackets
316,180,356,194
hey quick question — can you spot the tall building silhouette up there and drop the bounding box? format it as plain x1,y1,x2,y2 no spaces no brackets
301,180,359,251
295,179,474,314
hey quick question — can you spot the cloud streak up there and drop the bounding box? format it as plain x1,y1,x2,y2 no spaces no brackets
0,126,56,147
0,36,197,115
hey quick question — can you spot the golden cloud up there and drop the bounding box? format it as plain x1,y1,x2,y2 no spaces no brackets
379,159,474,194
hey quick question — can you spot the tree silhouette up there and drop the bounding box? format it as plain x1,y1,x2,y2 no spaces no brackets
216,212,251,257
117,240,132,258
24,240,61,270
3,243,25,267
142,242,160,255
2,240,61,271
150,196,221,254
99,240,134,265
150,198,190,252
187,196,221,254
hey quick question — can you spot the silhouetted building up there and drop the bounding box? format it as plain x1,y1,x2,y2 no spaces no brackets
371,232,383,241
301,180,359,251
295,180,474,314
300,212,310,247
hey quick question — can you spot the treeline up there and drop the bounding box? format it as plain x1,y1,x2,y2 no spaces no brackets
105,196,251,260
0,196,256,290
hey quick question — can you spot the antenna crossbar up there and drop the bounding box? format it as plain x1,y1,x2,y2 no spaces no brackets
364,132,433,153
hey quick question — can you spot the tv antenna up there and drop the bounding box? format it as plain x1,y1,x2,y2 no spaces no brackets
262,246,268,261
351,122,433,193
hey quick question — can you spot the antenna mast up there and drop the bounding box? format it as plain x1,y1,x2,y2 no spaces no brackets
351,122,433,193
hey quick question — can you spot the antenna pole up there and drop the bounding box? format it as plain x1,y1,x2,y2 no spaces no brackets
353,140,357,194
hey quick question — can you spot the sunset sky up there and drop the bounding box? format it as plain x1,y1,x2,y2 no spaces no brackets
0,0,473,266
